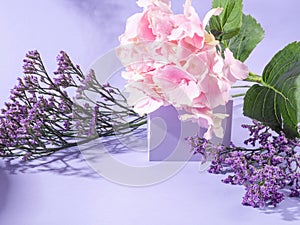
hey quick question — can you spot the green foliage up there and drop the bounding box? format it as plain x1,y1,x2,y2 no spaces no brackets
210,0,243,40
244,42,300,138
228,14,264,62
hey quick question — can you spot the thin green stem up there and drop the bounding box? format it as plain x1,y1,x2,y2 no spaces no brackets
232,85,251,88
244,72,262,83
232,93,245,98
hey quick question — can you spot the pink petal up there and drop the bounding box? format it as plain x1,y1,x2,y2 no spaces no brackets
119,13,143,43
224,48,249,82
137,13,156,41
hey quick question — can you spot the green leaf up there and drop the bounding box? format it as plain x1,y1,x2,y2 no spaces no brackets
243,42,300,138
228,14,264,62
210,0,243,40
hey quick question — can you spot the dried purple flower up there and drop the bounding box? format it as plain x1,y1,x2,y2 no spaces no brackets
0,50,146,160
187,121,300,208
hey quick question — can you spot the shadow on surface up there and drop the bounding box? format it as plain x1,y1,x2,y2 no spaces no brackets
260,191,300,221
0,170,9,215
1,128,147,179
2,145,99,179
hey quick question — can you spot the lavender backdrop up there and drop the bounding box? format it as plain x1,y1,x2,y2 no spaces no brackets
0,0,300,224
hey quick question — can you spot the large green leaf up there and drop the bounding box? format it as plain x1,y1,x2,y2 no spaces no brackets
228,14,264,62
244,42,300,138
210,0,243,40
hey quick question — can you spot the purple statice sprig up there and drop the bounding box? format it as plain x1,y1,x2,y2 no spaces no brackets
187,121,300,208
0,50,146,161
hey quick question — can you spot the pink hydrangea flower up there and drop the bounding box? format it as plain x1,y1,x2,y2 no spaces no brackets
117,0,249,139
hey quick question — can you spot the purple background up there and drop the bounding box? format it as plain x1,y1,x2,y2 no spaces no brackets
0,0,300,224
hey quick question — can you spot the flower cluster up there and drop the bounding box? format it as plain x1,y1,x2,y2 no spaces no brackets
0,51,146,161
186,121,300,208
117,0,248,139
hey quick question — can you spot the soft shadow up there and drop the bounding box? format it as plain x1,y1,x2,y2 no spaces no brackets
1,128,147,179
63,0,139,26
2,145,100,179
0,169,10,214
260,192,300,221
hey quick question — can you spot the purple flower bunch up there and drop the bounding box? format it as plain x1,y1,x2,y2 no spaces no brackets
187,121,300,208
0,50,146,161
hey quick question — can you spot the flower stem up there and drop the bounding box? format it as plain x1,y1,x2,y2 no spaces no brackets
232,85,251,88
232,93,245,98
223,40,228,48
244,72,262,83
